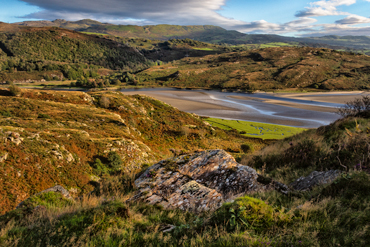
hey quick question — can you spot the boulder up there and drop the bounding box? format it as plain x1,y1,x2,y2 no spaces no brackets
289,170,341,191
131,150,266,212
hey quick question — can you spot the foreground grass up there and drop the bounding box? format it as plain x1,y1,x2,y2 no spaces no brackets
205,118,307,140
1,170,369,246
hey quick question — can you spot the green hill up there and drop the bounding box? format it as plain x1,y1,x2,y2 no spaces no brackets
132,46,370,91
0,25,151,83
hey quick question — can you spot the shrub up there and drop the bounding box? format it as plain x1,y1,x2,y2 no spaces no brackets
338,96,370,118
241,143,254,153
38,113,50,119
0,110,12,117
91,158,108,175
99,96,110,108
8,84,22,96
107,151,123,170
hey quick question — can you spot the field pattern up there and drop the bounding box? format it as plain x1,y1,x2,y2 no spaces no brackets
206,118,307,139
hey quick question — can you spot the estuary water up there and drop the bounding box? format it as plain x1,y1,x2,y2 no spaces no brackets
121,88,368,128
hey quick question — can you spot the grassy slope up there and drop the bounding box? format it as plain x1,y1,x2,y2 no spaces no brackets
134,46,370,91
0,88,263,214
1,114,370,246
205,118,306,140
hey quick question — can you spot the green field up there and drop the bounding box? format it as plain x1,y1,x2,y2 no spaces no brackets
192,47,214,51
206,118,307,139
81,32,108,36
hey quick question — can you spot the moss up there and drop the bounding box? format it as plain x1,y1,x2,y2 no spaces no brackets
22,191,74,209
212,196,292,233
162,159,179,172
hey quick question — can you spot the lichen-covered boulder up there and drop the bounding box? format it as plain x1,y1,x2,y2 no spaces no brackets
289,170,341,191
132,150,266,212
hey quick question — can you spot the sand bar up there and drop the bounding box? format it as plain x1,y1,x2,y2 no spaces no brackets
121,89,359,128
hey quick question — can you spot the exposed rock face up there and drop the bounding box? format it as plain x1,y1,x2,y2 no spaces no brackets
289,170,341,191
132,150,265,212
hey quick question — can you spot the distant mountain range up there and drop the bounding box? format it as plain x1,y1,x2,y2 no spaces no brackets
14,19,370,52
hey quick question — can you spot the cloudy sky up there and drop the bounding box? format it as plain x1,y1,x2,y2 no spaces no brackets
1,0,370,36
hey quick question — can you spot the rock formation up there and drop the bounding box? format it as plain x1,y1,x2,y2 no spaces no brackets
289,170,341,191
131,150,266,212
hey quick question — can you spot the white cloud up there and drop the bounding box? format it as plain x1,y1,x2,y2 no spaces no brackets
302,23,370,36
296,0,356,17
21,0,246,28
335,14,370,24
17,0,370,36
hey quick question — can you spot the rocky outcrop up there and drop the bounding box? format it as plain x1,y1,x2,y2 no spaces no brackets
4,132,24,146
131,150,266,212
289,170,341,191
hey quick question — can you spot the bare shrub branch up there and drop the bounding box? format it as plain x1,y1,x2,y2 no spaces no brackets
337,96,370,117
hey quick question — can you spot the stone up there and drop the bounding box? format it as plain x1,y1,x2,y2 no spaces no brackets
51,150,63,160
0,152,8,162
5,132,23,145
161,224,176,233
131,150,265,212
289,170,341,191
65,153,74,163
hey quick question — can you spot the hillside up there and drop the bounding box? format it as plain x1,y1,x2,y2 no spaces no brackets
0,25,151,83
131,47,370,91
15,19,370,53
0,88,264,214
1,92,370,245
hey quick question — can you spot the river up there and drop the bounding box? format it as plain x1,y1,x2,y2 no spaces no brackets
121,88,369,128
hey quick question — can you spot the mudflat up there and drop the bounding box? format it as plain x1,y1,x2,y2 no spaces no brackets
120,89,364,128
275,91,370,104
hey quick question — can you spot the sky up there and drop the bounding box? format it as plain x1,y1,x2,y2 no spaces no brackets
1,0,370,37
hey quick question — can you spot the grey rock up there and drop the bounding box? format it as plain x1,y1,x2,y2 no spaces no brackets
289,170,341,191
131,150,265,212
162,224,176,233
